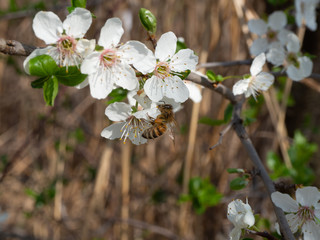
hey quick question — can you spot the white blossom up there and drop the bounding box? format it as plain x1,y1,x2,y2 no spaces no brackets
24,8,94,72
233,53,274,100
248,11,292,56
271,187,320,240
80,18,149,99
135,32,198,103
295,0,320,31
227,199,255,240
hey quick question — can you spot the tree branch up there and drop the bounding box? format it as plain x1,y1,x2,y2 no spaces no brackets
0,38,36,56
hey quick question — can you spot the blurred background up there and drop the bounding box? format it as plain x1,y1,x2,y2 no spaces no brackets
1,0,320,239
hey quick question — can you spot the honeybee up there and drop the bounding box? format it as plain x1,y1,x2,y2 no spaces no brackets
142,104,177,141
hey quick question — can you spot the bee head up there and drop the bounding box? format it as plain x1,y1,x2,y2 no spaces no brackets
158,104,173,111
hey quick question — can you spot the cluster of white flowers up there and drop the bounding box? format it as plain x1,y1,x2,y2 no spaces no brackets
24,8,200,145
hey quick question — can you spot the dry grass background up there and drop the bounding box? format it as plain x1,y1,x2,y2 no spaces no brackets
0,0,320,239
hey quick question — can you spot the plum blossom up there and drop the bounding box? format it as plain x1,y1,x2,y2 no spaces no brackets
295,0,320,31
271,187,320,240
227,199,255,240
101,102,159,145
24,8,94,73
267,33,313,81
80,18,149,99
233,53,274,100
248,11,292,56
134,31,198,103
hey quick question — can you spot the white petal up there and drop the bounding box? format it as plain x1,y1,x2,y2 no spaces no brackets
105,102,131,121
295,0,303,28
250,38,268,56
254,72,274,91
98,18,123,48
170,49,198,72
162,76,189,103
304,1,319,31
286,33,300,53
266,43,286,66
296,187,320,206
144,76,164,102
271,192,299,212
155,31,177,61
129,132,148,145
118,41,149,64
32,11,62,44
133,47,156,74
233,79,250,96
229,227,242,240
184,81,202,103
23,46,55,74
76,39,96,58
302,221,320,240
268,11,287,31
287,56,313,81
88,68,114,99
286,213,300,234
101,122,125,140
112,63,139,91
250,53,266,76
80,52,101,75
248,19,268,36
63,8,92,38
278,29,293,45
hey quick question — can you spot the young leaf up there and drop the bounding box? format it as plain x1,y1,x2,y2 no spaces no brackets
139,8,157,34
230,177,248,190
71,0,86,8
31,76,50,89
43,76,59,106
227,168,245,174
29,55,58,77
55,66,87,86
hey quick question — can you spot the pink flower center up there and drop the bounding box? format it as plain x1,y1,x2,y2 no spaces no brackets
100,49,118,67
57,35,77,55
297,206,315,223
154,61,171,79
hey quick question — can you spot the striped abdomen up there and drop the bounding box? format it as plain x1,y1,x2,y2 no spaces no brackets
142,123,167,139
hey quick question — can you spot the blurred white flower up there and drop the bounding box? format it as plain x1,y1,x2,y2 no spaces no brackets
271,187,320,240
249,11,292,56
101,102,158,145
24,8,94,72
227,199,255,240
233,53,274,100
295,0,320,31
184,80,202,103
80,18,149,99
267,33,313,81
135,31,198,103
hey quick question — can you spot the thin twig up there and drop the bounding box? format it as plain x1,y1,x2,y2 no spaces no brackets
209,122,233,150
246,229,279,240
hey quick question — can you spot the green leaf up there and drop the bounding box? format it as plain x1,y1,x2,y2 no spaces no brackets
139,8,157,34
29,55,59,77
71,0,86,8
176,40,187,52
107,87,128,104
198,116,225,126
227,168,245,174
31,76,50,89
206,70,217,82
55,66,87,86
43,76,59,106
230,177,248,190
224,104,233,122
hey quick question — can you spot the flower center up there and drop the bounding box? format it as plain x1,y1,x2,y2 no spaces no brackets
57,35,77,55
266,29,277,42
287,52,299,68
297,206,315,223
100,49,118,67
154,61,171,79
120,115,149,144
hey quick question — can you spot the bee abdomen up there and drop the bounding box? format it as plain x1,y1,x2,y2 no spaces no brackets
142,124,167,139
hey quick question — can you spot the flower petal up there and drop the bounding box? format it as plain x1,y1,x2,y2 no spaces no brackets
112,63,139,91
232,78,250,96
170,49,198,72
302,220,320,240
286,213,300,234
250,53,266,76
248,19,268,36
101,122,125,140
32,11,63,44
286,33,300,53
118,41,149,64
268,11,287,31
229,227,242,240
304,0,319,31
98,18,124,48
105,102,131,121
155,31,177,61
250,38,268,56
133,47,156,74
287,56,313,81
76,39,96,58
271,191,299,212
63,8,92,38
295,187,320,207
266,42,286,66
254,72,274,91
80,52,101,75
184,81,202,103
88,68,114,99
